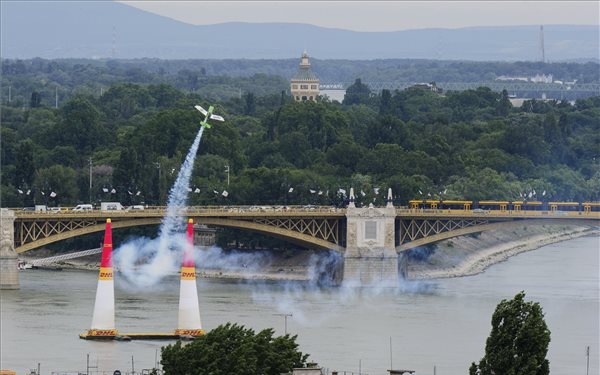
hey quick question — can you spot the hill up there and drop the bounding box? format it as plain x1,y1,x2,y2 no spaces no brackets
1,1,598,61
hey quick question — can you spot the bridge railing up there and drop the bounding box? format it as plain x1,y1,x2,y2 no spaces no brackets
320,81,600,94
10,206,600,219
11,205,348,218
397,208,600,219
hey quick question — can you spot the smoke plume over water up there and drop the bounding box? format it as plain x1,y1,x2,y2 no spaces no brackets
111,121,438,299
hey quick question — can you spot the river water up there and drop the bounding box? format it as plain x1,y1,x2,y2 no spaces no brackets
1,236,598,375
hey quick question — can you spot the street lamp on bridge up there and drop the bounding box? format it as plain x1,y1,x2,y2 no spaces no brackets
89,157,93,204
274,313,293,335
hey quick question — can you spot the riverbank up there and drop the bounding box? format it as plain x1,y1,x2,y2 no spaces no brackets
20,225,598,282
407,224,599,280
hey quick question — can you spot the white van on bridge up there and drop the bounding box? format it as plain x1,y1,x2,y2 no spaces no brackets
72,204,93,211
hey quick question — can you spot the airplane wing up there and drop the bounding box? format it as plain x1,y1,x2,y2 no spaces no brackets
194,105,208,116
210,114,225,122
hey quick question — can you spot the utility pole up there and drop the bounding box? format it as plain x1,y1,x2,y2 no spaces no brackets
89,157,93,204
389,336,392,371
86,353,98,375
112,26,116,58
155,162,161,204
274,313,292,334
539,25,546,63
586,346,590,375
225,165,230,187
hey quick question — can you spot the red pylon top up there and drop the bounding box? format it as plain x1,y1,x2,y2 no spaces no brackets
100,218,113,268
182,218,195,267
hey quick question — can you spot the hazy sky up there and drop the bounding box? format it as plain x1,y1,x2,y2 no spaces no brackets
120,1,599,32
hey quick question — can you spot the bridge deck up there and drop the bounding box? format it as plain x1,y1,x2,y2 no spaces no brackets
13,206,600,219
397,208,599,220
9,206,599,253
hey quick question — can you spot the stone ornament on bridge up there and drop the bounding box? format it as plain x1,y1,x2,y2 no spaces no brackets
344,190,398,285
0,209,15,256
0,208,18,289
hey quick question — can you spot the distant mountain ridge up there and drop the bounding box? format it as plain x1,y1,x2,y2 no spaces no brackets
1,1,598,61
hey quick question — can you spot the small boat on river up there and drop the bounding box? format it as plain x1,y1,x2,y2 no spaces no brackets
17,260,34,270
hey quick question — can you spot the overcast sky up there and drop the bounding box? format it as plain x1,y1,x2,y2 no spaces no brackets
120,1,599,32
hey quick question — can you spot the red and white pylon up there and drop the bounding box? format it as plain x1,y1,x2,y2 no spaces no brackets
86,218,118,337
175,218,204,337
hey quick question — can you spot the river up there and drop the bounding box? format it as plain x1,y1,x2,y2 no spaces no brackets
1,236,598,375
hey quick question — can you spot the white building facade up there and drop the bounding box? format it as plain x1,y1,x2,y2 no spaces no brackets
290,51,320,101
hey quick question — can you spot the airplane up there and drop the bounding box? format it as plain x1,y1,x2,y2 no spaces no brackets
194,105,225,128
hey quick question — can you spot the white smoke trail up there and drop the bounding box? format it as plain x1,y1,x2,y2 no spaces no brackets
240,249,439,329
158,126,205,245
111,120,440,300
198,247,274,273
115,127,204,288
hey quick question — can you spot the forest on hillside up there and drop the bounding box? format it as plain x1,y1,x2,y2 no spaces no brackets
2,59,599,248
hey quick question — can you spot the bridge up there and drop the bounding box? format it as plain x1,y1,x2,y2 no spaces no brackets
29,247,102,267
1,200,599,288
8,205,599,253
320,81,600,99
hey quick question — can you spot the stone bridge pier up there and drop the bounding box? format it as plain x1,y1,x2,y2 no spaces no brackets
343,189,399,286
1,209,19,289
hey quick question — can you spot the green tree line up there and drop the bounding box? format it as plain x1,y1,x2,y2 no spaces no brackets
2,78,599,211
2,58,598,107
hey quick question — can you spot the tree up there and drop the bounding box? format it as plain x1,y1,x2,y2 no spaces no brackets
379,89,392,115
342,78,372,106
470,291,551,375
30,91,42,108
51,96,106,155
34,165,79,206
14,140,36,190
495,89,512,116
161,323,310,375
243,92,256,115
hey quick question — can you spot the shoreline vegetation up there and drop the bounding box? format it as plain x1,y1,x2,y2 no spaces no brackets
21,225,599,282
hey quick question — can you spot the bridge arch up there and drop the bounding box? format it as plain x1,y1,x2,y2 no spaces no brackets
16,218,163,253
16,216,344,254
396,218,598,252
195,218,344,253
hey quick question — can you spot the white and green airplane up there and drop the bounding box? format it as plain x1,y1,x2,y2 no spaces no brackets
194,105,225,128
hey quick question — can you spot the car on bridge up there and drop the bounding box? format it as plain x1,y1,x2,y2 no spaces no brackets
72,204,93,211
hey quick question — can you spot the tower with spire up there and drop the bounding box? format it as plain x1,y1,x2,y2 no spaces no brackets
290,50,320,101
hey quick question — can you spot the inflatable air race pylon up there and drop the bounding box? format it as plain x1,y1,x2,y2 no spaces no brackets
175,218,204,338
80,218,118,339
